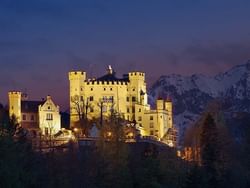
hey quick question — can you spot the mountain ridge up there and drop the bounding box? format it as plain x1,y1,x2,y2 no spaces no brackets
149,61,250,142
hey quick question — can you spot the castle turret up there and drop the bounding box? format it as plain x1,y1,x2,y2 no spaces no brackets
69,71,86,127
69,71,86,91
8,91,22,123
128,72,147,104
165,99,173,129
156,98,164,110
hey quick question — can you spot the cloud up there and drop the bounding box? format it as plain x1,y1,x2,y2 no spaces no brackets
178,40,250,74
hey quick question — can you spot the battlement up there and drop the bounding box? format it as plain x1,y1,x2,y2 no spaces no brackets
165,101,172,112
128,72,145,83
85,80,128,85
128,72,145,77
8,91,22,96
69,71,86,81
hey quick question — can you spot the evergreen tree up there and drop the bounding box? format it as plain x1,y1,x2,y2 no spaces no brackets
183,164,201,188
92,113,132,188
200,113,220,188
244,121,250,187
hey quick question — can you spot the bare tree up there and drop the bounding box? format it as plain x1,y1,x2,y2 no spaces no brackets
97,96,117,128
71,95,92,136
71,95,91,121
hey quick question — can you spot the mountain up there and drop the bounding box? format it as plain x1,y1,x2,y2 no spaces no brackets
149,61,250,142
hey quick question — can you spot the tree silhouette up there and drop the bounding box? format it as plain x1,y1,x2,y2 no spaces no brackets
200,113,220,188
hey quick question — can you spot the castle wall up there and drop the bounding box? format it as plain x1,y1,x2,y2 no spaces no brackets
82,81,128,120
21,112,39,129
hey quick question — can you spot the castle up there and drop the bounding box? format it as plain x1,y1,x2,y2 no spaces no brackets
69,66,174,141
8,92,61,136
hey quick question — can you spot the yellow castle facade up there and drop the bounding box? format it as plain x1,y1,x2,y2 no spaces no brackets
8,92,61,136
69,66,173,140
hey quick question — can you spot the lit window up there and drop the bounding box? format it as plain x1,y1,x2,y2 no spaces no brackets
150,122,154,128
89,96,94,101
126,97,129,102
110,88,112,91
80,96,84,101
46,113,53,120
109,96,113,102
139,108,141,112
103,96,107,102
138,116,142,121
150,130,154,135
150,116,153,120
127,108,130,113
104,88,106,91
132,96,136,102
91,88,93,91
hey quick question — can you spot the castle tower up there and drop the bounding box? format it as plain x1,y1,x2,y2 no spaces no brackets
8,91,22,123
68,71,86,127
165,99,173,129
156,98,164,110
128,72,147,105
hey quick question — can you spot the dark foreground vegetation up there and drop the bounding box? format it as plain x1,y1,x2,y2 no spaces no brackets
1,103,250,188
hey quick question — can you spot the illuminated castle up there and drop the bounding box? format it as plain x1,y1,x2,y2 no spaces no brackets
8,92,61,136
69,66,174,141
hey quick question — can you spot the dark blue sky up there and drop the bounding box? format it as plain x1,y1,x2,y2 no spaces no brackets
1,0,250,109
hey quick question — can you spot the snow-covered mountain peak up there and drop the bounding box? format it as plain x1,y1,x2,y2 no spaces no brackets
149,61,250,143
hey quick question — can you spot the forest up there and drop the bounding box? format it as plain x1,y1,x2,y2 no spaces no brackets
0,103,250,188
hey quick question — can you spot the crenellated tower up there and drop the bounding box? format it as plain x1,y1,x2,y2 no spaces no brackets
68,71,87,127
8,91,22,123
128,72,147,103
165,99,173,129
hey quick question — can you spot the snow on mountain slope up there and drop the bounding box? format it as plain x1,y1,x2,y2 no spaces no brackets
149,61,250,143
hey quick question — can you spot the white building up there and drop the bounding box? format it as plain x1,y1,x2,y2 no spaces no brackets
8,92,61,136
38,95,61,135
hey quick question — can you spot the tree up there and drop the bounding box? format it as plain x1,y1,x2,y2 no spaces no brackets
0,104,41,187
0,104,9,136
200,113,220,188
183,164,202,188
0,104,18,137
71,95,92,136
91,111,132,188
243,118,250,187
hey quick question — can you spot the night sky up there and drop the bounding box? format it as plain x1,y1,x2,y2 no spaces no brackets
1,0,250,110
